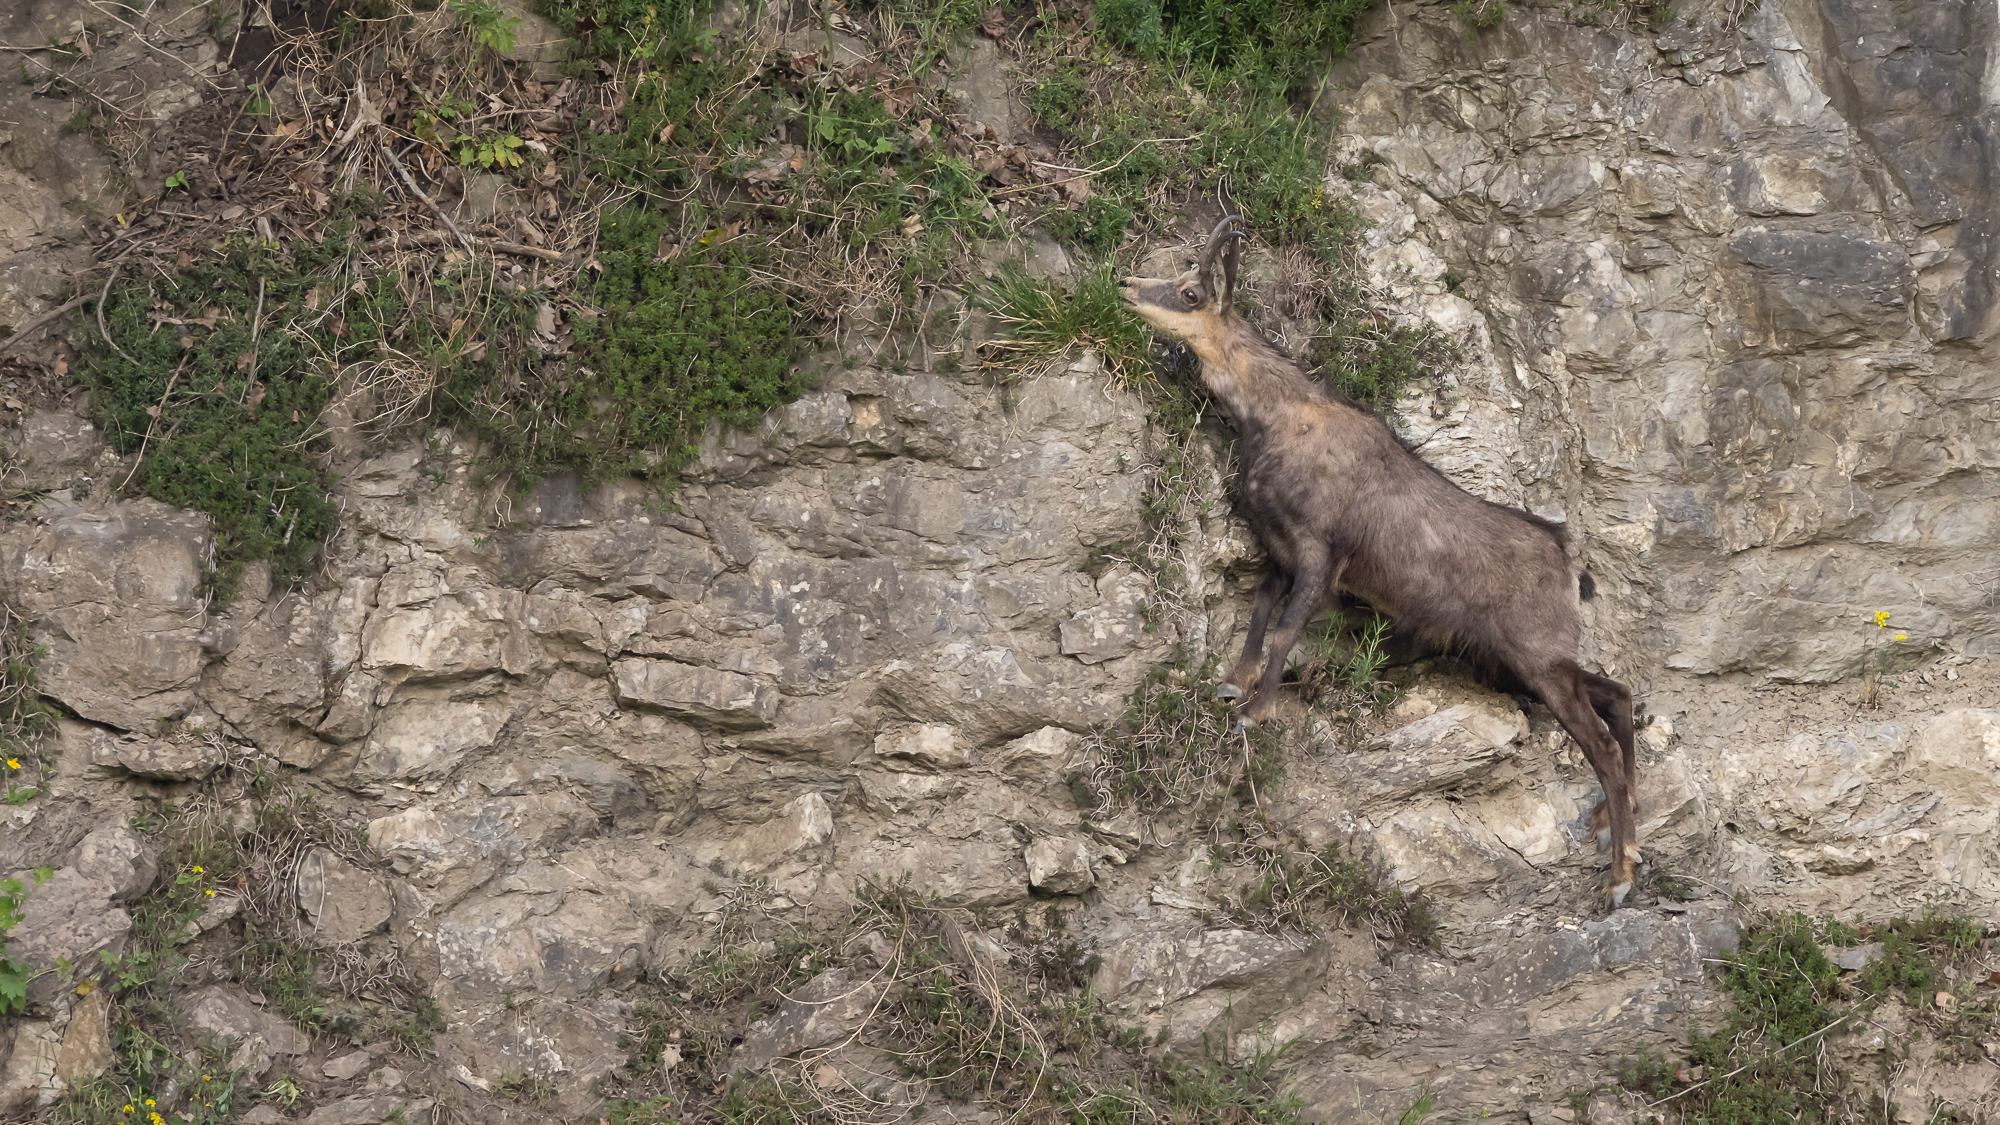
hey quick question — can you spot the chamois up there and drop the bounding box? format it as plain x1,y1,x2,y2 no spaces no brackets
1120,217,1640,906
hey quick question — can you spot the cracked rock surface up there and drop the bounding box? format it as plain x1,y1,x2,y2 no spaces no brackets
4,0,2000,1120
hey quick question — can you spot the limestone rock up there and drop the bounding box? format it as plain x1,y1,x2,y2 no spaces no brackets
300,1095,436,1125
185,987,311,1055
5,867,131,1012
1095,927,1333,1047
89,734,227,782
1024,835,1095,894
1349,699,1526,804
612,658,779,729
295,848,392,944
67,823,156,903
1059,568,1150,665
874,723,966,771
1911,710,2000,800
178,891,243,943
433,879,647,1013
844,833,1029,910
55,988,112,1087
0,1020,60,1114
0,411,104,493
991,726,1084,779
729,968,897,1076
356,695,512,780
0,499,208,729
325,1048,377,1081
731,792,835,868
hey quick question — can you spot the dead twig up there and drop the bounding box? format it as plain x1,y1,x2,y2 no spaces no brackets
365,230,566,262
378,142,476,256
1648,1014,1851,1108
236,276,266,408
117,356,186,492
0,297,89,355
95,266,138,367
990,134,1203,199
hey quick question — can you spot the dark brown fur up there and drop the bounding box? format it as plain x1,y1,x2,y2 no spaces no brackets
1120,218,1641,907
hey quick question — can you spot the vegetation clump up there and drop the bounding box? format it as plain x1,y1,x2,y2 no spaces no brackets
90,242,344,599
1618,902,1996,1122
36,747,438,1121
442,207,808,486
607,875,1312,1124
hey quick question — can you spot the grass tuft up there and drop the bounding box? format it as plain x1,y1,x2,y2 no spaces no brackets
980,262,1154,385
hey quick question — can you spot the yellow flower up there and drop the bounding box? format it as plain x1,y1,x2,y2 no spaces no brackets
4,758,18,769
146,1101,155,1108
191,866,204,874
1873,610,1891,627
1896,634,1907,642
206,889,216,897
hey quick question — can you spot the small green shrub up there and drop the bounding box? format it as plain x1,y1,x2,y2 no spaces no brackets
437,207,807,487
1452,0,1506,35
1296,607,1397,708
1,867,54,1013
1311,309,1456,413
87,242,344,601
1618,907,1994,1121
448,0,521,53
1096,0,1373,86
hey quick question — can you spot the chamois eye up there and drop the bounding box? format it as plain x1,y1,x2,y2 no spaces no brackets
1180,289,1199,306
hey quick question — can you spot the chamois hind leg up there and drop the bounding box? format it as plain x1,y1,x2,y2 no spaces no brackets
1239,552,1344,728
1523,660,1639,909
1582,671,1638,848
1220,565,1289,701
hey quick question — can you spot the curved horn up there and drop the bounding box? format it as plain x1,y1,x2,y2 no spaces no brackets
1198,215,1244,280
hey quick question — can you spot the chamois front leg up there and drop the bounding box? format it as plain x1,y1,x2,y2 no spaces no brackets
1219,565,1289,701
1238,552,1344,729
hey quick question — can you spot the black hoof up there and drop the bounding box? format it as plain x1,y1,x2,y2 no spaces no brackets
1217,683,1244,700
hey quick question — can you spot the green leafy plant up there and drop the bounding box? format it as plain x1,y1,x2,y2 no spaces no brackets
162,170,189,195
448,0,521,54
435,206,805,488
1,867,55,1014
1,600,54,808
454,131,525,169
1297,607,1397,709
1618,907,1994,1121
1095,0,1371,86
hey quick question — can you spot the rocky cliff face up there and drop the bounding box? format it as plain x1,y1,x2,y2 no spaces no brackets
3,0,1999,1121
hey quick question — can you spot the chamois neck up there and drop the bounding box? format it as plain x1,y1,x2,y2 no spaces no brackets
1189,314,1327,426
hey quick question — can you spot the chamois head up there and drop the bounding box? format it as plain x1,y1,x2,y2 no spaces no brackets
1119,216,1247,349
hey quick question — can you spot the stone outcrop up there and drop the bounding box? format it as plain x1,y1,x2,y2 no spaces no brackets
1324,0,2000,687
